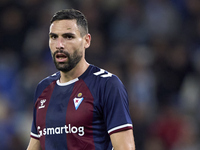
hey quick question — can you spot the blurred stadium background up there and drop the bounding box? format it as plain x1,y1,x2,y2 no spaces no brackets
0,0,200,149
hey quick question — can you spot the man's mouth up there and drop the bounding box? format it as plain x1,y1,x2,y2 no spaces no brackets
55,53,68,62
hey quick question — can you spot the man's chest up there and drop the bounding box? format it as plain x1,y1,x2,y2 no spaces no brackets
35,80,96,137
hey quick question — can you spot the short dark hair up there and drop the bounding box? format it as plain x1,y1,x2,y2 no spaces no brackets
50,9,88,36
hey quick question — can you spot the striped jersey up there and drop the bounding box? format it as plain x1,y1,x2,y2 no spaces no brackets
30,64,133,150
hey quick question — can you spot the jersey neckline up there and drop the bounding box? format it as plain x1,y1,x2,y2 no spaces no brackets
56,78,79,86
56,64,93,86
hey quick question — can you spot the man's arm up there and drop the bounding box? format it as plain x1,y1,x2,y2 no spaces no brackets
110,129,136,150
27,138,42,150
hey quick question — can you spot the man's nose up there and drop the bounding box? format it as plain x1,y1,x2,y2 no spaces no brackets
56,38,64,49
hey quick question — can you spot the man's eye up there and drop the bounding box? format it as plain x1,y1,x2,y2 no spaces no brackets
67,36,73,39
50,35,57,39
65,35,73,39
63,34,74,39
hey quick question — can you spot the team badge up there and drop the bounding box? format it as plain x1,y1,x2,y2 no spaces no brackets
73,93,84,110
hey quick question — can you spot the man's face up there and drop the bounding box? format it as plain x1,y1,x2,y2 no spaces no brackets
49,19,88,72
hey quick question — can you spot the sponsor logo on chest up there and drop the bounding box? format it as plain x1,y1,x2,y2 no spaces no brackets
37,124,84,137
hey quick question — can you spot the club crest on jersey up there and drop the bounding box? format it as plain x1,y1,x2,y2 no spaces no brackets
38,99,46,109
73,93,84,110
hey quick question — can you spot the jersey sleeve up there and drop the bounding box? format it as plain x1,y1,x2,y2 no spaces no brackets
30,107,40,139
103,75,133,135
30,85,40,139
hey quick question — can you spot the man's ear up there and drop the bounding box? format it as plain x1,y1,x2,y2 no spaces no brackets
84,33,91,49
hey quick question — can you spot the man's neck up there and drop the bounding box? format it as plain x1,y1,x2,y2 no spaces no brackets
59,60,89,83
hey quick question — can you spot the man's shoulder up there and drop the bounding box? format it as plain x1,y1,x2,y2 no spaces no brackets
85,65,122,86
33,72,60,101
37,72,60,88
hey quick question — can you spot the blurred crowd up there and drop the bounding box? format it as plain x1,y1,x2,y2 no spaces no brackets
0,0,200,149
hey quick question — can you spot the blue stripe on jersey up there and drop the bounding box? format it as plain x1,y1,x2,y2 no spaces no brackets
45,83,74,149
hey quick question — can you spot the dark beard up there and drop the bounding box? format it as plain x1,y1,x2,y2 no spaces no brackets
53,50,82,72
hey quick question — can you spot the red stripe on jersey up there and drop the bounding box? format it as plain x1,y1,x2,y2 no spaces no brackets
66,79,95,149
35,81,56,150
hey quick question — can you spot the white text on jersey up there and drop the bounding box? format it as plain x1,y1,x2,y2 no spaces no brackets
37,124,84,137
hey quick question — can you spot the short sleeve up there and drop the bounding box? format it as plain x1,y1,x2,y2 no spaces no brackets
30,106,40,139
103,75,133,135
30,86,40,139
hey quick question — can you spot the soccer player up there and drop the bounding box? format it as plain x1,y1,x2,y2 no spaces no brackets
27,9,135,150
